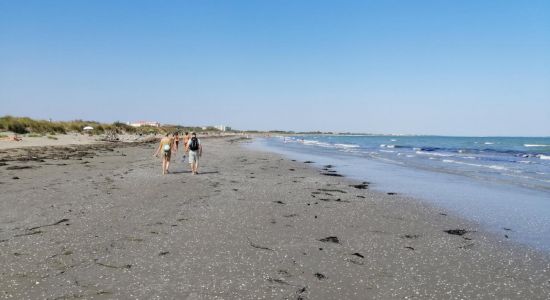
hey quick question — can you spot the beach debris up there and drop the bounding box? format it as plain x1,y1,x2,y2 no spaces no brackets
273,200,285,205
94,259,132,269
296,286,308,297
387,192,397,195
28,218,69,231
356,195,365,198
404,246,415,250
401,234,420,239
278,269,292,278
314,272,326,280
350,183,369,189
321,173,343,177
303,161,315,163
159,251,170,256
444,229,469,236
283,213,298,218
318,188,347,193
351,252,364,258
12,176,20,180
289,168,295,171
319,236,340,244
503,227,513,231
6,165,36,170
100,130,120,142
247,238,274,251
266,277,290,285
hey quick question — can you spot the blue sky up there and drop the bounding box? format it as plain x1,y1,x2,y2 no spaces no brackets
1,0,549,136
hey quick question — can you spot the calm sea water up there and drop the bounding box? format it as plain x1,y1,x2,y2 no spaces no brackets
251,135,550,252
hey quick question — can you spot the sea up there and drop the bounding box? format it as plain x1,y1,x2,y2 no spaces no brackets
250,135,550,252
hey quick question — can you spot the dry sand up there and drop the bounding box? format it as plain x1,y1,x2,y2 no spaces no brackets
0,133,155,150
1,137,549,299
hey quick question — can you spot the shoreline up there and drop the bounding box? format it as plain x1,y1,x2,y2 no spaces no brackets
254,136,550,253
1,137,549,298
245,139,550,259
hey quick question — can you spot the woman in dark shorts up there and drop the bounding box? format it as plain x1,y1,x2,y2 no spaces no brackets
174,132,180,153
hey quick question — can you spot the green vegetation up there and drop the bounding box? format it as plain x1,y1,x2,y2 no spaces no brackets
0,116,66,134
0,115,229,136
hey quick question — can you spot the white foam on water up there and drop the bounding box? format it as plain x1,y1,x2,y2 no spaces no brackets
441,159,503,170
484,142,494,145
334,143,360,148
524,144,550,147
302,140,332,148
539,155,550,160
416,151,453,157
379,150,395,153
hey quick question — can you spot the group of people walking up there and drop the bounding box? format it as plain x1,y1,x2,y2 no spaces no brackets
153,131,202,175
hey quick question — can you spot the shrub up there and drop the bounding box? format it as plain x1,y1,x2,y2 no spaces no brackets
8,122,28,134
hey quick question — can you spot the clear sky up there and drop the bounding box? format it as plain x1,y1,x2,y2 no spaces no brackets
1,0,549,136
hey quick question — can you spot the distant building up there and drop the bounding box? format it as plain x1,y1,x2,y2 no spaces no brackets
129,121,160,127
215,125,231,132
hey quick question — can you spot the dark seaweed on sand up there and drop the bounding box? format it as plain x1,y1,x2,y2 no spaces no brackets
321,173,343,177
319,236,340,244
444,229,469,236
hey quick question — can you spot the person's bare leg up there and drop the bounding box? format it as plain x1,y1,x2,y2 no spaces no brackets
162,158,167,175
194,161,199,174
166,160,170,174
189,163,194,174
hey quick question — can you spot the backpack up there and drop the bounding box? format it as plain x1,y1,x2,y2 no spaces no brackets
189,137,199,151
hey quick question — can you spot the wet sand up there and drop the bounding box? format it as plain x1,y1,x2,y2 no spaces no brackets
1,137,549,299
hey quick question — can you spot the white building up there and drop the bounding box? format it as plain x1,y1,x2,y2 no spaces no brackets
215,125,231,132
129,121,160,127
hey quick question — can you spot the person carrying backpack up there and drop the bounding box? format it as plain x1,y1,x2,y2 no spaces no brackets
186,132,202,175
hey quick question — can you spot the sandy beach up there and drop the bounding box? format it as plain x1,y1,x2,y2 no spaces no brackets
1,137,549,299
